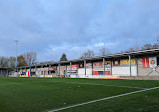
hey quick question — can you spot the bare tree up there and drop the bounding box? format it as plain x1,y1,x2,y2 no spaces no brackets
0,56,9,67
125,48,136,53
80,50,95,59
133,41,141,51
99,47,110,56
157,34,159,43
155,35,159,48
23,52,37,66
125,41,141,53
152,43,159,49
8,56,16,69
141,44,153,50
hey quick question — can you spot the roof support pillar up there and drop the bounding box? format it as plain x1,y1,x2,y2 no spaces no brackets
103,58,105,75
49,65,51,75
84,60,86,75
17,68,18,76
29,67,31,77
76,64,78,76
129,55,132,76
58,64,60,76
56,65,57,76
21,68,22,75
70,62,72,75
25,68,26,76
111,59,113,75
92,61,93,75
35,66,37,76
7,69,8,77
136,58,139,76
41,66,44,77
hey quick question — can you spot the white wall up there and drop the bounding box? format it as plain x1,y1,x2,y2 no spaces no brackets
78,68,92,75
112,66,137,76
78,66,137,76
78,68,84,75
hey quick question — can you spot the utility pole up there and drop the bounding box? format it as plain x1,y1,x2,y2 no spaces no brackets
14,40,19,72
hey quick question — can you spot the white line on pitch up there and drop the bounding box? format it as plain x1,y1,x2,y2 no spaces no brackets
68,82,146,89
0,83,22,85
15,80,146,89
44,81,146,89
48,86,159,112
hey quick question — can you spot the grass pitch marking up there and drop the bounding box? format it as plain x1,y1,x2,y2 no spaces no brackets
48,86,159,112
0,83,22,85
0,80,146,89
68,82,146,89
44,81,146,89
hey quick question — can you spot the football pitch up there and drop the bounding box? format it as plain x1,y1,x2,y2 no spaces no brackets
0,77,159,112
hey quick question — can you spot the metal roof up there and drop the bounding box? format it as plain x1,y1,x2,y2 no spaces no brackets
17,49,159,69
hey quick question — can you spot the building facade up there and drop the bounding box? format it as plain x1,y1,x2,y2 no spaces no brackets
13,49,159,79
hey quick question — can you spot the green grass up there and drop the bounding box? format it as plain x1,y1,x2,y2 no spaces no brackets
0,77,159,112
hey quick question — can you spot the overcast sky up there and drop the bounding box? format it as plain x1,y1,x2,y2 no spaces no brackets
0,0,159,62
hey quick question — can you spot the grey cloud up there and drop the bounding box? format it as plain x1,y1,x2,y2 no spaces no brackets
0,0,159,61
